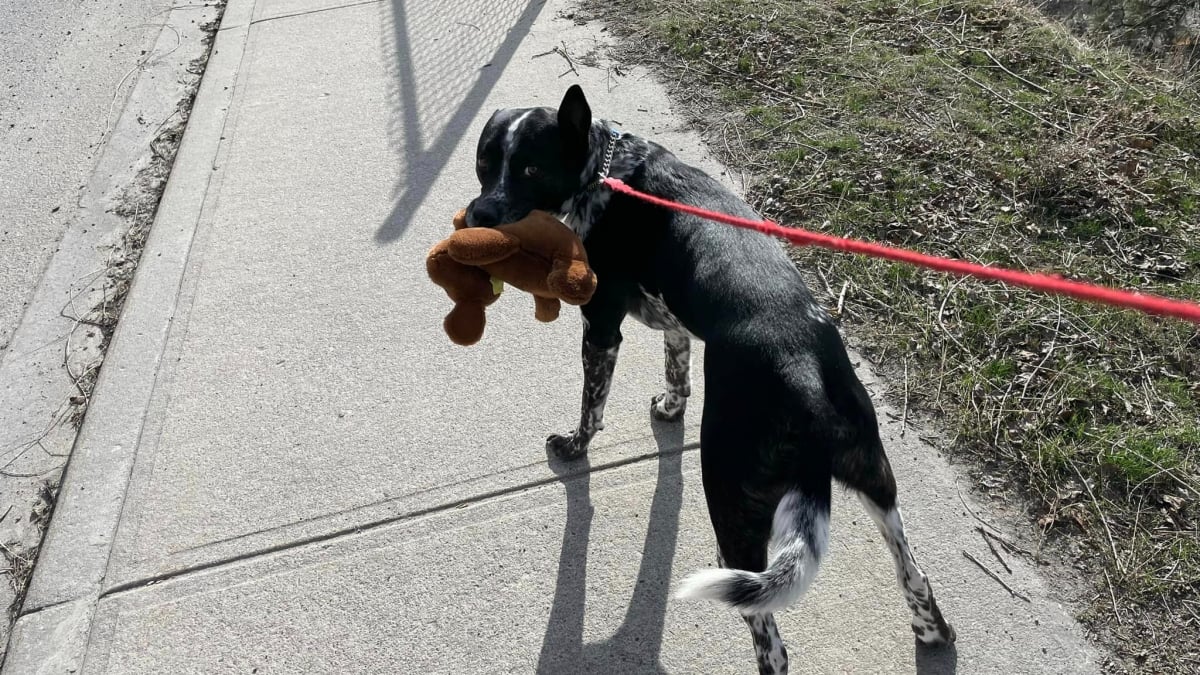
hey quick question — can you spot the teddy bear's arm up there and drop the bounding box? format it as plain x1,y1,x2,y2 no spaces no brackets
446,228,521,266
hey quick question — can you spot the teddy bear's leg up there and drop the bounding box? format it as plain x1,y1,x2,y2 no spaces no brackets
546,259,596,306
532,295,561,322
443,302,487,346
651,329,691,422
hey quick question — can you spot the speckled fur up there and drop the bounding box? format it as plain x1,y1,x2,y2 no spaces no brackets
560,126,653,240
546,337,619,460
859,495,955,644
745,613,789,675
652,329,691,421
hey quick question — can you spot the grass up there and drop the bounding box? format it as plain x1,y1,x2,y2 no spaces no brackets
583,0,1200,671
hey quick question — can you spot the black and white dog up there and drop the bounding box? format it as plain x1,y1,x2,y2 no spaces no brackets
467,85,955,673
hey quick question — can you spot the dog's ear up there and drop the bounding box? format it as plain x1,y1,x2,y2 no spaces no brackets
557,85,591,160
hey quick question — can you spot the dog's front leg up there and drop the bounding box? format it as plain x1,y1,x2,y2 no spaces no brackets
546,321,621,460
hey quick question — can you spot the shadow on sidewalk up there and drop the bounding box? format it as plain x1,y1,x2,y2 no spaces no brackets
536,421,687,674
375,0,547,244
534,419,960,675
916,641,958,675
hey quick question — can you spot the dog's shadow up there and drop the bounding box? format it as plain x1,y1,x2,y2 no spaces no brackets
916,641,958,675
532,419,960,675
536,420,686,675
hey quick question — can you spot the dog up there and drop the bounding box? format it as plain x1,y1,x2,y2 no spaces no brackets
466,85,955,674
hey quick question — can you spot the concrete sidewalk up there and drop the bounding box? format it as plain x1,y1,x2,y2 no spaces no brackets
5,0,1100,672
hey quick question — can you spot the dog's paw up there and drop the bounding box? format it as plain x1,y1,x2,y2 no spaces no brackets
650,392,687,422
546,431,589,460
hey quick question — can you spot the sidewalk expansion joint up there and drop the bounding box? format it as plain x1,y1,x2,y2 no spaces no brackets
12,597,75,621
99,442,699,599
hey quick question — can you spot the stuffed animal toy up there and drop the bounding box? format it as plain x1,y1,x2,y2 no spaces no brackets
426,209,597,345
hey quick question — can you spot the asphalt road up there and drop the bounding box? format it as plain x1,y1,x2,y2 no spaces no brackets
0,0,172,355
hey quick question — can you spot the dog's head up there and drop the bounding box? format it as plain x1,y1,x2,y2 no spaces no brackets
466,85,594,228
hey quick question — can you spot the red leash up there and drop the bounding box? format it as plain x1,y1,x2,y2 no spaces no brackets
603,177,1200,324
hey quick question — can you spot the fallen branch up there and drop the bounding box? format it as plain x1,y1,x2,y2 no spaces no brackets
963,549,1031,602
699,58,825,109
533,45,579,78
977,525,1033,557
1071,460,1126,575
1104,568,1124,626
955,478,1005,536
981,528,1013,573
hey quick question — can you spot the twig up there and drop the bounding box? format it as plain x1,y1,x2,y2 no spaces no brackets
1104,568,1123,626
963,550,1031,602
454,21,481,31
977,525,1033,557
936,275,970,353
949,63,1072,136
900,357,909,437
955,478,1005,535
533,45,580,78
981,528,1012,573
0,541,24,561
748,113,808,142
699,58,824,109
938,27,1051,95
1070,460,1126,575
836,281,849,317
101,24,182,147
0,505,11,523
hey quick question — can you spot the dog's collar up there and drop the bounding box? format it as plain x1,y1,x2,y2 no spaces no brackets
590,128,620,189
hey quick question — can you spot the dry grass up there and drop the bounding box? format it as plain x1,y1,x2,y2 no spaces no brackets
67,39,216,420
0,12,225,648
582,0,1200,670
1,481,55,621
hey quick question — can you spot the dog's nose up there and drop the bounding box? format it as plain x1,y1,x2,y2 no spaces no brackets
467,198,502,228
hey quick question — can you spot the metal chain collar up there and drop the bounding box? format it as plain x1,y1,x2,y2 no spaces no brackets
594,128,620,187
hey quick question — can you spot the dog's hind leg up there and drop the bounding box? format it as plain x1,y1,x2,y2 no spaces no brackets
650,329,690,422
858,492,955,645
837,434,956,645
743,613,788,675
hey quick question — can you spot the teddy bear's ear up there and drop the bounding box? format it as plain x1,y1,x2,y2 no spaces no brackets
557,85,591,162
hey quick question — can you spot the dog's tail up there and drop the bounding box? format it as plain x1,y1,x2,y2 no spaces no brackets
676,489,829,615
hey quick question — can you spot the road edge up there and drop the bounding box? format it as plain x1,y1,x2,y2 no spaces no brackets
0,1,256,671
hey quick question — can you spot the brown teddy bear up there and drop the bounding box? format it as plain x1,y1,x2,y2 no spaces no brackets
426,209,598,345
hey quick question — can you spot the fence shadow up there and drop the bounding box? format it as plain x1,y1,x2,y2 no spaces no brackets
375,0,546,244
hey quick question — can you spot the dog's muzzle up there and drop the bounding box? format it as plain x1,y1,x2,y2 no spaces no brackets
465,197,505,228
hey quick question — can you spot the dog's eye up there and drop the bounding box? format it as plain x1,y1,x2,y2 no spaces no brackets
476,159,489,173
523,165,540,178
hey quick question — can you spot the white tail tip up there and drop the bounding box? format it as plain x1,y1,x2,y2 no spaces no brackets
675,568,739,601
